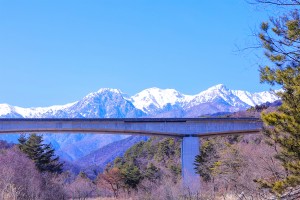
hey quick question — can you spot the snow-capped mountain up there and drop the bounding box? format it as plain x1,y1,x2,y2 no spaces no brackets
130,84,279,116
0,88,145,118
64,88,145,118
231,90,279,107
0,84,279,118
186,84,248,109
0,84,279,160
130,87,191,114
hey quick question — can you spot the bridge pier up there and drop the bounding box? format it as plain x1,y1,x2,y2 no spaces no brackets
181,136,200,192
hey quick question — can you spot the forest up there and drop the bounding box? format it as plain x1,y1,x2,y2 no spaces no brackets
1,0,300,199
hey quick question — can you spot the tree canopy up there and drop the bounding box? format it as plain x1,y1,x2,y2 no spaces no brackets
256,1,300,195
18,134,63,174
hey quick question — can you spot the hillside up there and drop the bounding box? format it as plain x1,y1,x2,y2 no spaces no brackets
74,136,148,178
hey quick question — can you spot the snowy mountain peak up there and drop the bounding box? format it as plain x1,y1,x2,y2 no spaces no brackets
130,87,188,113
206,84,228,91
84,88,124,101
97,88,122,94
0,104,14,116
141,87,184,97
129,85,279,114
136,87,182,96
232,90,279,107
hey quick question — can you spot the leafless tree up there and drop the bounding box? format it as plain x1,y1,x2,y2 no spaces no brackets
253,0,300,6
0,147,43,200
67,173,96,200
97,167,123,198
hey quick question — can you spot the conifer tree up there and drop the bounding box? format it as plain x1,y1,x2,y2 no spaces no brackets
18,134,63,174
256,6,300,195
17,134,27,151
145,163,160,182
194,139,220,182
121,164,141,189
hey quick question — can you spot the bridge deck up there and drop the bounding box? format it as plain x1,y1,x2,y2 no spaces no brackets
0,118,262,137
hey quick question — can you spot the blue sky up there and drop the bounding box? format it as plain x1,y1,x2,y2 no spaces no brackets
0,0,276,107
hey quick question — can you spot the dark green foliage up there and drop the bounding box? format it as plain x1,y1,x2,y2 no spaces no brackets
194,136,246,184
121,164,141,189
108,136,182,190
154,138,180,163
18,134,63,174
168,164,181,178
79,171,88,179
18,134,27,148
145,163,160,181
123,141,146,164
194,138,220,182
113,156,123,168
257,6,300,195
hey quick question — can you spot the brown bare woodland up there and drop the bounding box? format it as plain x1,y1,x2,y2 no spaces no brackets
0,132,288,200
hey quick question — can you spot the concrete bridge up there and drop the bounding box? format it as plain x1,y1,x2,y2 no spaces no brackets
0,118,262,191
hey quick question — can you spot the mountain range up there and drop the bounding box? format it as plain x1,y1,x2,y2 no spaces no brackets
0,84,279,161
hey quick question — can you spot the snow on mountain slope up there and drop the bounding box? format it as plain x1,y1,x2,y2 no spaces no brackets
231,90,255,107
186,84,248,109
0,104,15,116
66,88,145,118
252,91,279,105
0,102,77,118
232,90,279,107
131,84,277,114
14,102,77,118
130,87,192,114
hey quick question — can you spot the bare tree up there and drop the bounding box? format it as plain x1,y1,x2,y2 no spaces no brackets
67,173,96,200
0,147,43,200
253,0,300,6
97,167,123,198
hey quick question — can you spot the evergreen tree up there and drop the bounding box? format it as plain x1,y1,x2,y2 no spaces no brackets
121,164,141,189
78,171,88,179
256,5,300,195
194,139,220,182
41,143,63,173
145,163,160,182
17,134,27,151
18,134,63,174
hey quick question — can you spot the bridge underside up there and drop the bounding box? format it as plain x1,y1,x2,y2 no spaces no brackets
0,128,261,138
0,118,262,137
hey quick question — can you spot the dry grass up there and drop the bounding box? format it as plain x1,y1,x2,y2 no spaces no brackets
87,198,131,200
87,194,244,200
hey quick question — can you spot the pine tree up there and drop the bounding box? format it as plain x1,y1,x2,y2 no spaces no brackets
256,7,300,195
194,139,220,182
18,134,63,174
121,164,141,189
145,163,160,182
40,143,63,173
17,134,27,151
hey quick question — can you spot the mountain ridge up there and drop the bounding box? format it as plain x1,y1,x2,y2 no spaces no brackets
0,84,279,118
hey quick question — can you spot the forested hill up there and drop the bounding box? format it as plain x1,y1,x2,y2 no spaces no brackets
102,133,282,198
96,103,285,198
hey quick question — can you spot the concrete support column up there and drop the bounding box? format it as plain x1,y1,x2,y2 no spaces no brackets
181,136,200,192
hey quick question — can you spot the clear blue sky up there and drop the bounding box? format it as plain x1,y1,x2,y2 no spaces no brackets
0,0,276,107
